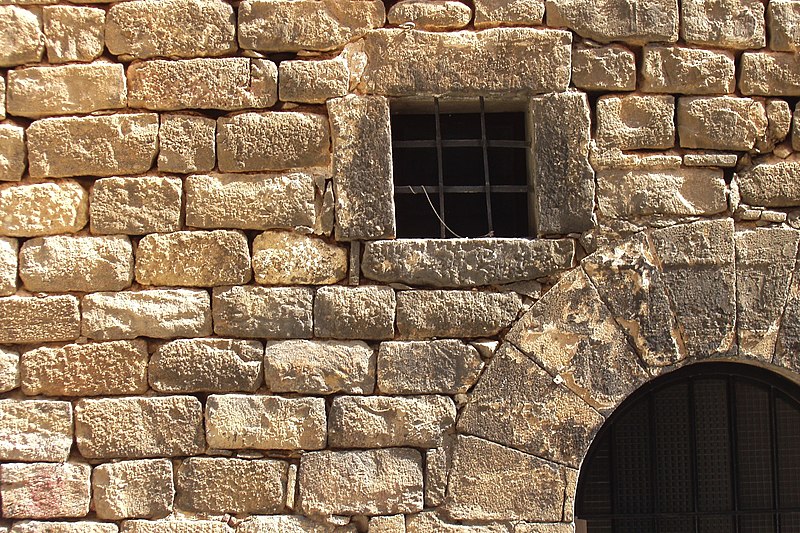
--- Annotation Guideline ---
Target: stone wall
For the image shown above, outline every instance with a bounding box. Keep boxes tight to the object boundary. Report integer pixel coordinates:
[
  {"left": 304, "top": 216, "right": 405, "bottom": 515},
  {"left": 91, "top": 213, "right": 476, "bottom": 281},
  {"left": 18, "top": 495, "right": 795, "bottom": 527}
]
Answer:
[{"left": 0, "top": 0, "right": 799, "bottom": 531}]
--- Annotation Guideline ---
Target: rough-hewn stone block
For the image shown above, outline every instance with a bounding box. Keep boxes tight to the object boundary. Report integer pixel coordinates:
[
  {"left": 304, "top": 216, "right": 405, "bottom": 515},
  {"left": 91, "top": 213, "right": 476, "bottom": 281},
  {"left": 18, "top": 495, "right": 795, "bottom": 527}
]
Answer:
[
  {"left": 0, "top": 6, "right": 44, "bottom": 67},
  {"left": 90, "top": 176, "right": 182, "bottom": 235},
  {"left": 769, "top": 0, "right": 800, "bottom": 51},
  {"left": 0, "top": 75, "right": 5, "bottom": 120},
  {"left": 794, "top": 104, "right": 800, "bottom": 151},
  {"left": 0, "top": 347, "right": 20, "bottom": 392},
  {"left": 213, "top": 285, "right": 314, "bottom": 338},
  {"left": 157, "top": 115, "right": 215, "bottom": 174},
  {"left": 10, "top": 522, "right": 118, "bottom": 533},
  {"left": 0, "top": 399, "right": 72, "bottom": 461},
  {"left": 406, "top": 512, "right": 507, "bottom": 532},
  {"left": 253, "top": 231, "right": 347, "bottom": 285},
  {"left": 740, "top": 52, "right": 800, "bottom": 96},
  {"left": 387, "top": 0, "right": 471, "bottom": 30},
  {"left": 642, "top": 45, "right": 736, "bottom": 94},
  {"left": 93, "top": 459, "right": 174, "bottom": 520},
  {"left": 736, "top": 160, "right": 800, "bottom": 207},
  {"left": 0, "top": 124, "right": 26, "bottom": 182},
  {"left": 237, "top": 516, "right": 345, "bottom": 533},
  {"left": 377, "top": 340, "right": 483, "bottom": 394},
  {"left": 2, "top": 180, "right": 89, "bottom": 238},
  {"left": 546, "top": 0, "right": 678, "bottom": 44},
  {"left": 43, "top": 5, "right": 104, "bottom": 63},
  {"left": 279, "top": 59, "right": 349, "bottom": 104},
  {"left": 314, "top": 286, "right": 396, "bottom": 339},
  {"left": 681, "top": 0, "right": 765, "bottom": 49},
  {"left": 678, "top": 96, "right": 767, "bottom": 150},
  {"left": 1, "top": 462, "right": 91, "bottom": 518},
  {"left": 368, "top": 515, "right": 405, "bottom": 532},
  {"left": 474, "top": 0, "right": 544, "bottom": 28},
  {"left": 120, "top": 521, "right": 231, "bottom": 533},
  {"left": 571, "top": 44, "right": 636, "bottom": 91},
  {"left": 0, "top": 237, "right": 17, "bottom": 296},
  {"left": 595, "top": 94, "right": 675, "bottom": 150},
  {"left": 0, "top": 295, "right": 80, "bottom": 344}
]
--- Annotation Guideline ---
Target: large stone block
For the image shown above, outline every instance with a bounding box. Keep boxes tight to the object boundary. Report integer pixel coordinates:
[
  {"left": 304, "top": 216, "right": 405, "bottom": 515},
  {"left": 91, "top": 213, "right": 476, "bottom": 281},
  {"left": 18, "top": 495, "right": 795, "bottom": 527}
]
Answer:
[
  {"left": 90, "top": 176, "right": 182, "bottom": 235},
  {"left": 642, "top": 45, "right": 736, "bottom": 94},
  {"left": 474, "top": 0, "right": 544, "bottom": 28},
  {"left": 0, "top": 399, "right": 72, "bottom": 462},
  {"left": 740, "top": 52, "right": 800, "bottom": 96},
  {"left": 0, "top": 180, "right": 87, "bottom": 237},
  {"left": 279, "top": 59, "right": 349, "bottom": 104},
  {"left": 253, "top": 231, "right": 347, "bottom": 285},
  {"left": 0, "top": 6, "right": 44, "bottom": 67},
  {"left": 0, "top": 295, "right": 80, "bottom": 344},
  {"left": 27, "top": 114, "right": 159, "bottom": 178},
  {"left": 737, "top": 160, "right": 800, "bottom": 207},
  {"left": 0, "top": 237, "right": 17, "bottom": 296},
  {"left": 10, "top": 522, "right": 118, "bottom": 533},
  {"left": 314, "top": 286, "right": 396, "bottom": 339},
  {"left": 769, "top": 0, "right": 800, "bottom": 51},
  {"left": 681, "top": 0, "right": 765, "bottom": 49},
  {"left": 377, "top": 340, "right": 483, "bottom": 394},
  {"left": 213, "top": 285, "right": 314, "bottom": 338},
  {"left": 1, "top": 462, "right": 90, "bottom": 518},
  {"left": 120, "top": 521, "right": 231, "bottom": 533},
  {"left": 157, "top": 115, "right": 215, "bottom": 173},
  {"left": 92, "top": 459, "right": 174, "bottom": 520},
  {"left": 571, "top": 44, "right": 636, "bottom": 91},
  {"left": 546, "top": 0, "right": 678, "bottom": 44},
  {"left": 678, "top": 96, "right": 767, "bottom": 150},
  {"left": 0, "top": 124, "right": 26, "bottom": 182},
  {"left": 43, "top": 5, "right": 105, "bottom": 63},
  {"left": 0, "top": 347, "right": 20, "bottom": 392},
  {"left": 595, "top": 94, "right": 675, "bottom": 150}
]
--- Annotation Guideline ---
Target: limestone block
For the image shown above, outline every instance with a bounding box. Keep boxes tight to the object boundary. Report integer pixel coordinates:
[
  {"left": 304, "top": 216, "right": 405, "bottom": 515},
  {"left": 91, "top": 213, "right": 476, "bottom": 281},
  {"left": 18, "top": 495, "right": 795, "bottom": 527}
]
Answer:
[
  {"left": 90, "top": 176, "right": 182, "bottom": 235},
  {"left": 1, "top": 462, "right": 90, "bottom": 518},
  {"left": 682, "top": 0, "right": 765, "bottom": 49},
  {"left": 185, "top": 173, "right": 317, "bottom": 231},
  {"left": 424, "top": 443, "right": 449, "bottom": 507},
  {"left": 135, "top": 230, "right": 251, "bottom": 287},
  {"left": 0, "top": 237, "right": 17, "bottom": 296},
  {"left": 388, "top": 1, "right": 471, "bottom": 30},
  {"left": 253, "top": 231, "right": 347, "bottom": 285},
  {"left": 769, "top": 0, "right": 800, "bottom": 51},
  {"left": 684, "top": 153, "right": 739, "bottom": 167},
  {"left": 19, "top": 234, "right": 133, "bottom": 292},
  {"left": 81, "top": 289, "right": 212, "bottom": 340},
  {"left": 299, "top": 449, "right": 423, "bottom": 516},
  {"left": 0, "top": 347, "right": 20, "bottom": 392},
  {"left": 0, "top": 295, "right": 80, "bottom": 344},
  {"left": 0, "top": 180, "right": 87, "bottom": 237},
  {"left": 92, "top": 459, "right": 174, "bottom": 520},
  {"left": 474, "top": 0, "right": 544, "bottom": 28},
  {"left": 27, "top": 114, "right": 159, "bottom": 178},
  {"left": 406, "top": 512, "right": 508, "bottom": 532},
  {"left": 740, "top": 52, "right": 800, "bottom": 96},
  {"left": 595, "top": 94, "right": 675, "bottom": 150},
  {"left": 546, "top": 0, "right": 677, "bottom": 44},
  {"left": 106, "top": 0, "right": 235, "bottom": 60},
  {"left": 396, "top": 290, "right": 522, "bottom": 339},
  {"left": 514, "top": 525, "right": 573, "bottom": 533},
  {"left": 368, "top": 515, "right": 405, "bottom": 533},
  {"left": 678, "top": 96, "right": 767, "bottom": 150},
  {"left": 795, "top": 104, "right": 800, "bottom": 151},
  {"left": 121, "top": 521, "right": 231, "bottom": 533},
  {"left": 176, "top": 457, "right": 287, "bottom": 514},
  {"left": 377, "top": 340, "right": 483, "bottom": 394},
  {"left": 213, "top": 285, "right": 314, "bottom": 338},
  {"left": 239, "top": 0, "right": 384, "bottom": 52},
  {"left": 314, "top": 286, "right": 395, "bottom": 339},
  {"left": 737, "top": 160, "right": 800, "bottom": 207},
  {"left": 7, "top": 63, "right": 126, "bottom": 118},
  {"left": 361, "top": 28, "right": 571, "bottom": 96},
  {"left": 0, "top": 6, "right": 44, "bottom": 67},
  {"left": 0, "top": 124, "right": 26, "bottom": 182},
  {"left": 571, "top": 44, "right": 636, "bottom": 91},
  {"left": 279, "top": 59, "right": 349, "bottom": 104},
  {"left": 205, "top": 394, "right": 326, "bottom": 450},
  {"left": 11, "top": 522, "right": 118, "bottom": 533},
  {"left": 217, "top": 112, "right": 330, "bottom": 172},
  {"left": 75, "top": 396, "right": 205, "bottom": 459},
  {"left": 21, "top": 340, "right": 148, "bottom": 396},
  {"left": 236, "top": 516, "right": 343, "bottom": 533},
  {"left": 128, "top": 58, "right": 277, "bottom": 111},
  {"left": 1, "top": 75, "right": 5, "bottom": 119},
  {"left": 264, "top": 339, "right": 375, "bottom": 394},
  {"left": 150, "top": 338, "right": 262, "bottom": 393},
  {"left": 43, "top": 5, "right": 104, "bottom": 63},
  {"left": 761, "top": 99, "right": 793, "bottom": 150},
  {"left": 0, "top": 399, "right": 72, "bottom": 461},
  {"left": 157, "top": 115, "right": 215, "bottom": 173},
  {"left": 642, "top": 45, "right": 736, "bottom": 94}
]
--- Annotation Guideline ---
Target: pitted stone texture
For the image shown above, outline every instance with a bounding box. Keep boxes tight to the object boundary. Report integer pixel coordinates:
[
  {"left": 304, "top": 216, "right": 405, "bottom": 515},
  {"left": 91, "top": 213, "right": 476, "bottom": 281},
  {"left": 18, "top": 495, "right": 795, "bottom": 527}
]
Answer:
[
  {"left": 75, "top": 396, "right": 205, "bottom": 459},
  {"left": 595, "top": 94, "right": 675, "bottom": 150},
  {"left": 81, "top": 289, "right": 212, "bottom": 341},
  {"left": 239, "top": 0, "right": 384, "bottom": 52},
  {"left": 27, "top": 114, "right": 159, "bottom": 178},
  {"left": 7, "top": 63, "right": 126, "bottom": 118},
  {"left": 253, "top": 231, "right": 347, "bottom": 285},
  {"left": 158, "top": 115, "right": 215, "bottom": 173},
  {"left": 0, "top": 6, "right": 44, "bottom": 67},
  {"left": 737, "top": 160, "right": 800, "bottom": 207},
  {"left": 279, "top": 59, "right": 349, "bottom": 104},
  {"left": 0, "top": 237, "right": 17, "bottom": 296},
  {"left": 20, "top": 235, "right": 133, "bottom": 293},
  {"left": 571, "top": 44, "right": 636, "bottom": 91},
  {"left": 368, "top": 515, "right": 405, "bottom": 532},
  {"left": 684, "top": 153, "right": 739, "bottom": 167},
  {"left": 176, "top": 457, "right": 287, "bottom": 514},
  {"left": 217, "top": 112, "right": 330, "bottom": 173},
  {"left": 445, "top": 436, "right": 565, "bottom": 522},
  {"left": 406, "top": 512, "right": 508, "bottom": 532},
  {"left": 21, "top": 340, "right": 147, "bottom": 396},
  {"left": 377, "top": 340, "right": 483, "bottom": 394},
  {"left": 136, "top": 230, "right": 251, "bottom": 287},
  {"left": 361, "top": 28, "right": 571, "bottom": 96},
  {"left": 150, "top": 338, "right": 262, "bottom": 393},
  {"left": 0, "top": 75, "right": 4, "bottom": 119},
  {"left": 740, "top": 52, "right": 800, "bottom": 96},
  {"left": 513, "top": 524, "right": 572, "bottom": 533},
  {"left": 795, "top": 104, "right": 800, "bottom": 151},
  {"left": 91, "top": 176, "right": 182, "bottom": 235},
  {"left": 11, "top": 522, "right": 118, "bottom": 533},
  {"left": 769, "top": 1, "right": 800, "bottom": 51},
  {"left": 121, "top": 521, "right": 232, "bottom": 533},
  {"left": 597, "top": 168, "right": 727, "bottom": 218},
  {"left": 0, "top": 347, "right": 20, "bottom": 392},
  {"left": 642, "top": 45, "right": 736, "bottom": 94},
  {"left": 93, "top": 459, "right": 174, "bottom": 520},
  {"left": 264, "top": 339, "right": 375, "bottom": 394},
  {"left": 0, "top": 399, "right": 72, "bottom": 461},
  {"left": 128, "top": 58, "right": 277, "bottom": 111},
  {"left": 0, "top": 295, "right": 80, "bottom": 344},
  {"left": 237, "top": 516, "right": 346, "bottom": 533},
  {"left": 1, "top": 462, "right": 90, "bottom": 518},
  {"left": 205, "top": 394, "right": 326, "bottom": 450},
  {"left": 396, "top": 290, "right": 522, "bottom": 339},
  {"left": 0, "top": 124, "right": 26, "bottom": 182},
  {"left": 424, "top": 444, "right": 450, "bottom": 508},
  {"left": 106, "top": 0, "right": 235, "bottom": 60},
  {"left": 681, "top": 0, "right": 765, "bottom": 49},
  {"left": 299, "top": 448, "right": 423, "bottom": 516},
  {"left": 388, "top": 0, "right": 471, "bottom": 30},
  {"left": 314, "top": 286, "right": 395, "bottom": 340},
  {"left": 43, "top": 6, "right": 104, "bottom": 63},
  {"left": 546, "top": 0, "right": 678, "bottom": 44},
  {"left": 678, "top": 96, "right": 767, "bottom": 150},
  {"left": 458, "top": 344, "right": 603, "bottom": 467},
  {"left": 761, "top": 99, "right": 793, "bottom": 151},
  {"left": 474, "top": 0, "right": 544, "bottom": 28},
  {"left": 213, "top": 285, "right": 314, "bottom": 339}
]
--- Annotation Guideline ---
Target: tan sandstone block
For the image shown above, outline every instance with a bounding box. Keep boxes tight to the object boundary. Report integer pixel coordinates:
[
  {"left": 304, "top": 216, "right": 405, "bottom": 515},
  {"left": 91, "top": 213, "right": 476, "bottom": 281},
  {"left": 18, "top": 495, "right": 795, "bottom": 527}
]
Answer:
[
  {"left": 0, "top": 180, "right": 87, "bottom": 237},
  {"left": 769, "top": 0, "right": 800, "bottom": 51},
  {"left": 678, "top": 96, "right": 767, "bottom": 150},
  {"left": 0, "top": 347, "right": 20, "bottom": 392},
  {"left": 368, "top": 515, "right": 405, "bottom": 533},
  {"left": 237, "top": 516, "right": 349, "bottom": 533},
  {"left": 406, "top": 512, "right": 507, "bottom": 532},
  {"left": 279, "top": 59, "right": 349, "bottom": 104},
  {"left": 0, "top": 6, "right": 44, "bottom": 67},
  {"left": 595, "top": 94, "right": 675, "bottom": 150},
  {"left": 120, "top": 521, "right": 230, "bottom": 533},
  {"left": 388, "top": 0, "right": 471, "bottom": 30},
  {"left": 213, "top": 285, "right": 313, "bottom": 338},
  {"left": 474, "top": 0, "right": 544, "bottom": 28},
  {"left": 0, "top": 399, "right": 72, "bottom": 461},
  {"left": 10, "top": 521, "right": 118, "bottom": 533},
  {"left": 253, "top": 231, "right": 347, "bottom": 285},
  {"left": 377, "top": 340, "right": 483, "bottom": 394},
  {"left": 795, "top": 104, "right": 800, "bottom": 151},
  {"left": 0, "top": 237, "right": 17, "bottom": 296},
  {"left": 740, "top": 52, "right": 800, "bottom": 96},
  {"left": 1, "top": 462, "right": 90, "bottom": 518},
  {"left": 0, "top": 295, "right": 80, "bottom": 344},
  {"left": 736, "top": 160, "right": 800, "bottom": 207},
  {"left": 572, "top": 44, "right": 636, "bottom": 91},
  {"left": 157, "top": 115, "right": 215, "bottom": 173},
  {"left": 642, "top": 45, "right": 736, "bottom": 94},
  {"left": 43, "top": 5, "right": 104, "bottom": 63},
  {"left": 546, "top": 0, "right": 678, "bottom": 44},
  {"left": 682, "top": 0, "right": 765, "bottom": 49},
  {"left": 91, "top": 176, "right": 182, "bottom": 235},
  {"left": 314, "top": 286, "right": 396, "bottom": 340},
  {"left": 1, "top": 75, "right": 5, "bottom": 119},
  {"left": 0, "top": 124, "right": 26, "bottom": 182},
  {"left": 93, "top": 459, "right": 174, "bottom": 520}
]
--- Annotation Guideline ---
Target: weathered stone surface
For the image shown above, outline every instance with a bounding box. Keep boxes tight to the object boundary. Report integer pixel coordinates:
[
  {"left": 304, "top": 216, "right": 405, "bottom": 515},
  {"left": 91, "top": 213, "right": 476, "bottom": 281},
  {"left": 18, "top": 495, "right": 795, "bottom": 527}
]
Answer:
[
  {"left": 0, "top": 237, "right": 17, "bottom": 296},
  {"left": 424, "top": 441, "right": 449, "bottom": 506},
  {"left": 1, "top": 462, "right": 90, "bottom": 518},
  {"left": 0, "top": 124, "right": 26, "bottom": 182},
  {"left": 678, "top": 96, "right": 767, "bottom": 150},
  {"left": 761, "top": 98, "right": 793, "bottom": 151},
  {"left": 253, "top": 231, "right": 347, "bottom": 285},
  {"left": 388, "top": 0, "right": 471, "bottom": 30},
  {"left": 361, "top": 28, "right": 571, "bottom": 96},
  {"left": 1, "top": 75, "right": 5, "bottom": 119},
  {"left": 7, "top": 63, "right": 126, "bottom": 118},
  {"left": 0, "top": 347, "right": 19, "bottom": 392},
  {"left": 91, "top": 176, "right": 182, "bottom": 235},
  {"left": 546, "top": 0, "right": 678, "bottom": 44},
  {"left": 795, "top": 104, "right": 800, "bottom": 151},
  {"left": 106, "top": 0, "right": 235, "bottom": 60},
  {"left": 736, "top": 160, "right": 800, "bottom": 207},
  {"left": 377, "top": 340, "right": 483, "bottom": 394},
  {"left": 396, "top": 290, "right": 522, "bottom": 339},
  {"left": 314, "top": 286, "right": 395, "bottom": 339},
  {"left": 595, "top": 94, "right": 675, "bottom": 150},
  {"left": 590, "top": 146, "right": 683, "bottom": 171},
  {"left": 299, "top": 448, "right": 423, "bottom": 516},
  {"left": 21, "top": 340, "right": 148, "bottom": 396},
  {"left": 1, "top": 180, "right": 88, "bottom": 237},
  {"left": 27, "top": 114, "right": 159, "bottom": 178},
  {"left": 740, "top": 52, "right": 800, "bottom": 96},
  {"left": 205, "top": 394, "right": 326, "bottom": 450},
  {"left": 213, "top": 286, "right": 313, "bottom": 339},
  {"left": 93, "top": 459, "right": 174, "bottom": 520},
  {"left": 11, "top": 522, "right": 118, "bottom": 533},
  {"left": 445, "top": 435, "right": 565, "bottom": 522},
  {"left": 176, "top": 457, "right": 287, "bottom": 514},
  {"left": 279, "top": 59, "right": 349, "bottom": 104},
  {"left": 237, "top": 516, "right": 343, "bottom": 533},
  {"left": 0, "top": 295, "right": 80, "bottom": 344},
  {"left": 82, "top": 289, "right": 212, "bottom": 340},
  {"left": 597, "top": 168, "right": 727, "bottom": 218},
  {"left": 157, "top": 115, "right": 215, "bottom": 173},
  {"left": 264, "top": 339, "right": 375, "bottom": 394},
  {"left": 43, "top": 5, "right": 104, "bottom": 63},
  {"left": 514, "top": 524, "right": 572, "bottom": 533},
  {"left": 75, "top": 396, "right": 205, "bottom": 459},
  {"left": 0, "top": 6, "right": 44, "bottom": 67},
  {"left": 136, "top": 230, "right": 251, "bottom": 287},
  {"left": 681, "top": 0, "right": 765, "bottom": 49},
  {"left": 368, "top": 515, "right": 405, "bottom": 533},
  {"left": 769, "top": 0, "right": 800, "bottom": 51},
  {"left": 0, "top": 399, "right": 72, "bottom": 461},
  {"left": 684, "top": 153, "right": 739, "bottom": 167},
  {"left": 642, "top": 45, "right": 736, "bottom": 94},
  {"left": 571, "top": 44, "right": 636, "bottom": 91},
  {"left": 121, "top": 521, "right": 231, "bottom": 533},
  {"left": 406, "top": 512, "right": 508, "bottom": 532},
  {"left": 474, "top": 0, "right": 544, "bottom": 28}
]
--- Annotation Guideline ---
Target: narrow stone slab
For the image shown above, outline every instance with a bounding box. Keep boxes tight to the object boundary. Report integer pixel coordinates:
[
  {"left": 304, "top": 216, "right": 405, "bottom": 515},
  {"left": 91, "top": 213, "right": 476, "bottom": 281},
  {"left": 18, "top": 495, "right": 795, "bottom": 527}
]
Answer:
[
  {"left": 92, "top": 459, "right": 174, "bottom": 520},
  {"left": 279, "top": 59, "right": 349, "bottom": 104},
  {"left": 681, "top": 0, "right": 764, "bottom": 49},
  {"left": 121, "top": 521, "right": 231, "bottom": 533},
  {"left": 377, "top": 340, "right": 484, "bottom": 394},
  {"left": 253, "top": 231, "right": 347, "bottom": 285},
  {"left": 641, "top": 45, "right": 735, "bottom": 95},
  {"left": 678, "top": 96, "right": 767, "bottom": 150},
  {"left": 213, "top": 285, "right": 314, "bottom": 339},
  {"left": 1, "top": 462, "right": 90, "bottom": 518},
  {"left": 737, "top": 160, "right": 800, "bottom": 207},
  {"left": 236, "top": 516, "right": 342, "bottom": 533},
  {"left": 314, "top": 286, "right": 396, "bottom": 339},
  {"left": 0, "top": 347, "right": 20, "bottom": 392},
  {"left": 11, "top": 522, "right": 118, "bottom": 533},
  {"left": 406, "top": 511, "right": 509, "bottom": 532},
  {"left": 0, "top": 237, "right": 17, "bottom": 296},
  {"left": 0, "top": 124, "right": 26, "bottom": 182},
  {"left": 546, "top": 0, "right": 678, "bottom": 44},
  {"left": 0, "top": 295, "right": 80, "bottom": 344},
  {"left": 43, "top": 5, "right": 105, "bottom": 63},
  {"left": 0, "top": 399, "right": 72, "bottom": 462},
  {"left": 571, "top": 44, "right": 636, "bottom": 92},
  {"left": 0, "top": 180, "right": 88, "bottom": 237},
  {"left": 90, "top": 176, "right": 182, "bottom": 235},
  {"left": 157, "top": 115, "right": 215, "bottom": 173},
  {"left": 740, "top": 52, "right": 800, "bottom": 96},
  {"left": 0, "top": 6, "right": 44, "bottom": 67}
]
